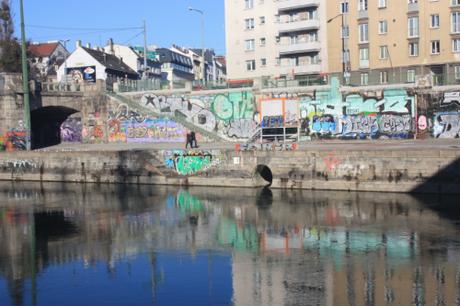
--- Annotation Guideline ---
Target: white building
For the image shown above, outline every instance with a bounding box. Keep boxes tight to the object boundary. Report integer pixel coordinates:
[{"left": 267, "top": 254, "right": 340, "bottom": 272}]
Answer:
[
  {"left": 225, "top": 0, "right": 328, "bottom": 82},
  {"left": 57, "top": 42, "right": 138, "bottom": 84}
]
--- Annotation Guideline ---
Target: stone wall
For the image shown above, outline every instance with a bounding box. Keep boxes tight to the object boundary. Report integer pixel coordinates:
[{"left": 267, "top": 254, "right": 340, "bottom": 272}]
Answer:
[{"left": 0, "top": 147, "right": 459, "bottom": 194}]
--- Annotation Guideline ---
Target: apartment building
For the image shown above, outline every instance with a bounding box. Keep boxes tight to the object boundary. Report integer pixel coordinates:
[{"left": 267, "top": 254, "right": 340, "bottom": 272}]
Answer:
[
  {"left": 327, "top": 0, "right": 460, "bottom": 86},
  {"left": 225, "top": 0, "right": 328, "bottom": 82}
]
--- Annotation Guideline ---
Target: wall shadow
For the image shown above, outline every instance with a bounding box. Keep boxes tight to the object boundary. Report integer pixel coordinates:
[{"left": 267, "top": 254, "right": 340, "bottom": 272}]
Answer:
[{"left": 410, "top": 157, "right": 460, "bottom": 195}]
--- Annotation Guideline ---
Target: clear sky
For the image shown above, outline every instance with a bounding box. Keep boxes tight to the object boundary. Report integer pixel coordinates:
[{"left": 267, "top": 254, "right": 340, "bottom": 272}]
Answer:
[{"left": 11, "top": 0, "right": 226, "bottom": 55}]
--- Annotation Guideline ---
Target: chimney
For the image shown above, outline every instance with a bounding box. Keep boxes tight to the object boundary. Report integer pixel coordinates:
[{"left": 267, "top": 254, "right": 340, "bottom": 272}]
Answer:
[
  {"left": 76, "top": 40, "right": 82, "bottom": 48},
  {"left": 86, "top": 42, "right": 91, "bottom": 49},
  {"left": 108, "top": 38, "right": 114, "bottom": 54}
]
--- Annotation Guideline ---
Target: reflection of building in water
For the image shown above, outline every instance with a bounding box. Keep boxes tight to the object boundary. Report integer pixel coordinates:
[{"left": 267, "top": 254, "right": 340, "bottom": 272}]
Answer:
[{"left": 1, "top": 184, "right": 460, "bottom": 305}]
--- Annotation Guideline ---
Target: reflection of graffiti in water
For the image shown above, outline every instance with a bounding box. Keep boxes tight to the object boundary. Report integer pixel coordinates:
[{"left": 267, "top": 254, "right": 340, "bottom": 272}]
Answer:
[
  {"left": 176, "top": 190, "right": 204, "bottom": 214},
  {"left": 163, "top": 150, "right": 223, "bottom": 175},
  {"left": 217, "top": 217, "right": 259, "bottom": 251}
]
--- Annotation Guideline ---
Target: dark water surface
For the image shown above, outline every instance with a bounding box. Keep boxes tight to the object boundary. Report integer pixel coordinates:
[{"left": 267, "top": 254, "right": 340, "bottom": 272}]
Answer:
[{"left": 1, "top": 182, "right": 460, "bottom": 306}]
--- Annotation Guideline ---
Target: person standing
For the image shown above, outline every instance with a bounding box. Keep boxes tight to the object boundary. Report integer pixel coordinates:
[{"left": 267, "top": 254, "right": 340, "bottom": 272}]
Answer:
[
  {"left": 185, "top": 131, "right": 193, "bottom": 149},
  {"left": 191, "top": 131, "right": 198, "bottom": 148}
]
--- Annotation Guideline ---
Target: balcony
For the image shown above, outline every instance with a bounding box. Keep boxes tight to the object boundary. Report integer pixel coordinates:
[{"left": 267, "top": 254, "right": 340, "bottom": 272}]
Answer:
[
  {"left": 279, "top": 41, "right": 321, "bottom": 55},
  {"left": 279, "top": 64, "right": 322, "bottom": 75},
  {"left": 278, "top": 19, "right": 320, "bottom": 33},
  {"left": 277, "top": 0, "right": 320, "bottom": 12},
  {"left": 408, "top": 2, "right": 418, "bottom": 13},
  {"left": 358, "top": 10, "right": 368, "bottom": 19}
]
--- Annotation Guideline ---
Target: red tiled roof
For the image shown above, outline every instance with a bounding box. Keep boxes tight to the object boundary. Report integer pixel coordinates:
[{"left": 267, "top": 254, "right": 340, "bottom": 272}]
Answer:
[{"left": 28, "top": 42, "right": 59, "bottom": 57}]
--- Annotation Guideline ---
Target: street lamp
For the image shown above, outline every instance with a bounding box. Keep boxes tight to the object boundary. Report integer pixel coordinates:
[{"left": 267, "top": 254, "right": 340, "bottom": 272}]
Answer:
[
  {"left": 188, "top": 6, "right": 205, "bottom": 87},
  {"left": 327, "top": 13, "right": 349, "bottom": 84},
  {"left": 59, "top": 39, "right": 70, "bottom": 85},
  {"left": 20, "top": 0, "right": 31, "bottom": 150}
]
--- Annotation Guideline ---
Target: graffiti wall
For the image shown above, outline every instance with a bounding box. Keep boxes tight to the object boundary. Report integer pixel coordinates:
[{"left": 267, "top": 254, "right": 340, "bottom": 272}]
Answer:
[
  {"left": 140, "top": 91, "right": 259, "bottom": 140},
  {"left": 0, "top": 121, "right": 26, "bottom": 151},
  {"left": 296, "top": 78, "right": 416, "bottom": 139},
  {"left": 163, "top": 150, "right": 224, "bottom": 176},
  {"left": 60, "top": 118, "right": 82, "bottom": 143}
]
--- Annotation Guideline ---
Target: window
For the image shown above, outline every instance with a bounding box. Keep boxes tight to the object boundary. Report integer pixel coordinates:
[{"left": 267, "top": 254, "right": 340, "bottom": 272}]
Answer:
[
  {"left": 452, "top": 12, "right": 460, "bottom": 33},
  {"left": 359, "top": 47, "right": 369, "bottom": 68},
  {"left": 341, "top": 2, "right": 349, "bottom": 13},
  {"left": 360, "top": 73, "right": 369, "bottom": 85},
  {"left": 409, "top": 42, "right": 419, "bottom": 56},
  {"left": 245, "top": 18, "right": 255, "bottom": 30},
  {"left": 408, "top": 16, "right": 419, "bottom": 37},
  {"left": 431, "top": 40, "right": 440, "bottom": 54},
  {"left": 246, "top": 60, "right": 256, "bottom": 71},
  {"left": 245, "top": 0, "right": 254, "bottom": 9},
  {"left": 378, "top": 20, "right": 388, "bottom": 34},
  {"left": 260, "top": 16, "right": 265, "bottom": 24},
  {"left": 260, "top": 58, "right": 267, "bottom": 67},
  {"left": 260, "top": 37, "right": 266, "bottom": 46},
  {"left": 342, "top": 26, "right": 349, "bottom": 38},
  {"left": 408, "top": 0, "right": 417, "bottom": 3},
  {"left": 407, "top": 69, "right": 415, "bottom": 83},
  {"left": 455, "top": 66, "right": 460, "bottom": 79},
  {"left": 359, "top": 23, "right": 368, "bottom": 43},
  {"left": 275, "top": 36, "right": 280, "bottom": 44},
  {"left": 245, "top": 39, "right": 255, "bottom": 51},
  {"left": 453, "top": 39, "right": 460, "bottom": 52},
  {"left": 379, "top": 45, "right": 388, "bottom": 59},
  {"left": 431, "top": 14, "right": 440, "bottom": 28},
  {"left": 358, "top": 0, "right": 368, "bottom": 11},
  {"left": 378, "top": 0, "right": 386, "bottom": 8},
  {"left": 452, "top": 0, "right": 460, "bottom": 5},
  {"left": 379, "top": 71, "right": 388, "bottom": 84}
]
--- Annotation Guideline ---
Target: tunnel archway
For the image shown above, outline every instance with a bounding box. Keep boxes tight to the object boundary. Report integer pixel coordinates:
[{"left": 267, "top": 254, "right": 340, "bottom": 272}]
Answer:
[
  {"left": 31, "top": 106, "right": 79, "bottom": 149},
  {"left": 255, "top": 164, "right": 273, "bottom": 186}
]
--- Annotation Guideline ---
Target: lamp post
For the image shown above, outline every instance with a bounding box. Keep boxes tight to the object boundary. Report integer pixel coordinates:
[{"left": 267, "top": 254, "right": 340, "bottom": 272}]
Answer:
[
  {"left": 327, "top": 13, "right": 349, "bottom": 84},
  {"left": 59, "top": 39, "right": 70, "bottom": 85},
  {"left": 20, "top": 0, "right": 31, "bottom": 150},
  {"left": 188, "top": 6, "right": 205, "bottom": 87}
]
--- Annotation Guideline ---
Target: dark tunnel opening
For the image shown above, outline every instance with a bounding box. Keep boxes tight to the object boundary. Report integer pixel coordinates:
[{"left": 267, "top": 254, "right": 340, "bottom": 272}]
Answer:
[
  {"left": 255, "top": 164, "right": 273, "bottom": 186},
  {"left": 31, "top": 106, "right": 79, "bottom": 149}
]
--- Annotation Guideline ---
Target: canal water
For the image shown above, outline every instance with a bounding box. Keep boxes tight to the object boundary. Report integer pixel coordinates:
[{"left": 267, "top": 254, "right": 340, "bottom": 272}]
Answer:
[{"left": 1, "top": 182, "right": 460, "bottom": 306}]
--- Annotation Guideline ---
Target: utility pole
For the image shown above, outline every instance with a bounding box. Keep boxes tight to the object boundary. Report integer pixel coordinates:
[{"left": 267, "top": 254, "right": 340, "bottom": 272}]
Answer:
[
  {"left": 143, "top": 20, "right": 148, "bottom": 79},
  {"left": 188, "top": 7, "right": 205, "bottom": 87},
  {"left": 20, "top": 0, "right": 31, "bottom": 151}
]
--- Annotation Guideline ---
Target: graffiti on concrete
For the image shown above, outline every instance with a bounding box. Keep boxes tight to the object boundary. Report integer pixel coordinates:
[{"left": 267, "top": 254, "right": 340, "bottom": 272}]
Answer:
[
  {"left": 0, "top": 121, "right": 27, "bottom": 151},
  {"left": 236, "top": 142, "right": 298, "bottom": 151},
  {"left": 163, "top": 150, "right": 223, "bottom": 175},
  {"left": 433, "top": 112, "right": 460, "bottom": 138},
  {"left": 299, "top": 78, "right": 415, "bottom": 139},
  {"left": 141, "top": 92, "right": 258, "bottom": 139},
  {"left": 60, "top": 118, "right": 82, "bottom": 142},
  {"left": 441, "top": 92, "right": 460, "bottom": 106},
  {"left": 82, "top": 112, "right": 105, "bottom": 143},
  {"left": 124, "top": 119, "right": 185, "bottom": 143},
  {"left": 225, "top": 119, "right": 258, "bottom": 139}
]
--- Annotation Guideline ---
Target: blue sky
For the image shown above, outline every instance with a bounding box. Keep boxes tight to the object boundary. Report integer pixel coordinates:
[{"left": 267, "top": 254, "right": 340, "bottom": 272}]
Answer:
[{"left": 12, "top": 0, "right": 226, "bottom": 55}]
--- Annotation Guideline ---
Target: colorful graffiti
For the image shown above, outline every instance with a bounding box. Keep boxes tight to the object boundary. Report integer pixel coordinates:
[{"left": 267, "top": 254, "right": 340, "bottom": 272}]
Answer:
[
  {"left": 236, "top": 142, "right": 298, "bottom": 151},
  {"left": 124, "top": 119, "right": 185, "bottom": 143},
  {"left": 141, "top": 92, "right": 258, "bottom": 139},
  {"left": 0, "top": 121, "right": 26, "bottom": 151},
  {"left": 60, "top": 118, "right": 82, "bottom": 142},
  {"left": 163, "top": 150, "right": 223, "bottom": 175},
  {"left": 433, "top": 112, "right": 460, "bottom": 139},
  {"left": 82, "top": 112, "right": 105, "bottom": 143},
  {"left": 298, "top": 77, "right": 416, "bottom": 139}
]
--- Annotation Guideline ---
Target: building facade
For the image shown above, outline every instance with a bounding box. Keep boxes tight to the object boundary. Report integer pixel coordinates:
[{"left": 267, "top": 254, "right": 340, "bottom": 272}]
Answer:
[
  {"left": 326, "top": 0, "right": 460, "bottom": 86},
  {"left": 225, "top": 0, "right": 329, "bottom": 82},
  {"left": 28, "top": 42, "right": 70, "bottom": 82}
]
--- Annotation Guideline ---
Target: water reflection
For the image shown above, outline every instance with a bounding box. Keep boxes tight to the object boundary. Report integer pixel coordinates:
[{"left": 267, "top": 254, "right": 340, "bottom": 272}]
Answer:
[{"left": 1, "top": 182, "right": 460, "bottom": 305}]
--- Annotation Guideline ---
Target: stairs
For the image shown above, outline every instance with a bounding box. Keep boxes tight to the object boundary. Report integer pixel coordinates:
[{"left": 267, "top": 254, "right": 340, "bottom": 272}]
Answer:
[{"left": 107, "top": 92, "right": 225, "bottom": 142}]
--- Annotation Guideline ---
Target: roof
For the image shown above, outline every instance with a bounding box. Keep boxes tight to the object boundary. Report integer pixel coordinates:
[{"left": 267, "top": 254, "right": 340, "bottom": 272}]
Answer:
[
  {"left": 28, "top": 42, "right": 59, "bottom": 58},
  {"left": 190, "top": 49, "right": 215, "bottom": 63},
  {"left": 157, "top": 48, "right": 193, "bottom": 68},
  {"left": 81, "top": 47, "right": 138, "bottom": 76}
]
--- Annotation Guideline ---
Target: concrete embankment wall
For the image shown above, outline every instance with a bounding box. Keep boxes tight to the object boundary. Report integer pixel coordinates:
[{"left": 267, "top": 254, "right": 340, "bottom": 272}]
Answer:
[{"left": 0, "top": 148, "right": 459, "bottom": 194}]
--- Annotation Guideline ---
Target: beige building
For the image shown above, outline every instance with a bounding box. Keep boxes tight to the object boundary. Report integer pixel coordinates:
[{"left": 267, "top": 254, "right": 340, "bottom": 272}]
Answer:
[
  {"left": 225, "top": 0, "right": 329, "bottom": 82},
  {"left": 327, "top": 0, "right": 460, "bottom": 86}
]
